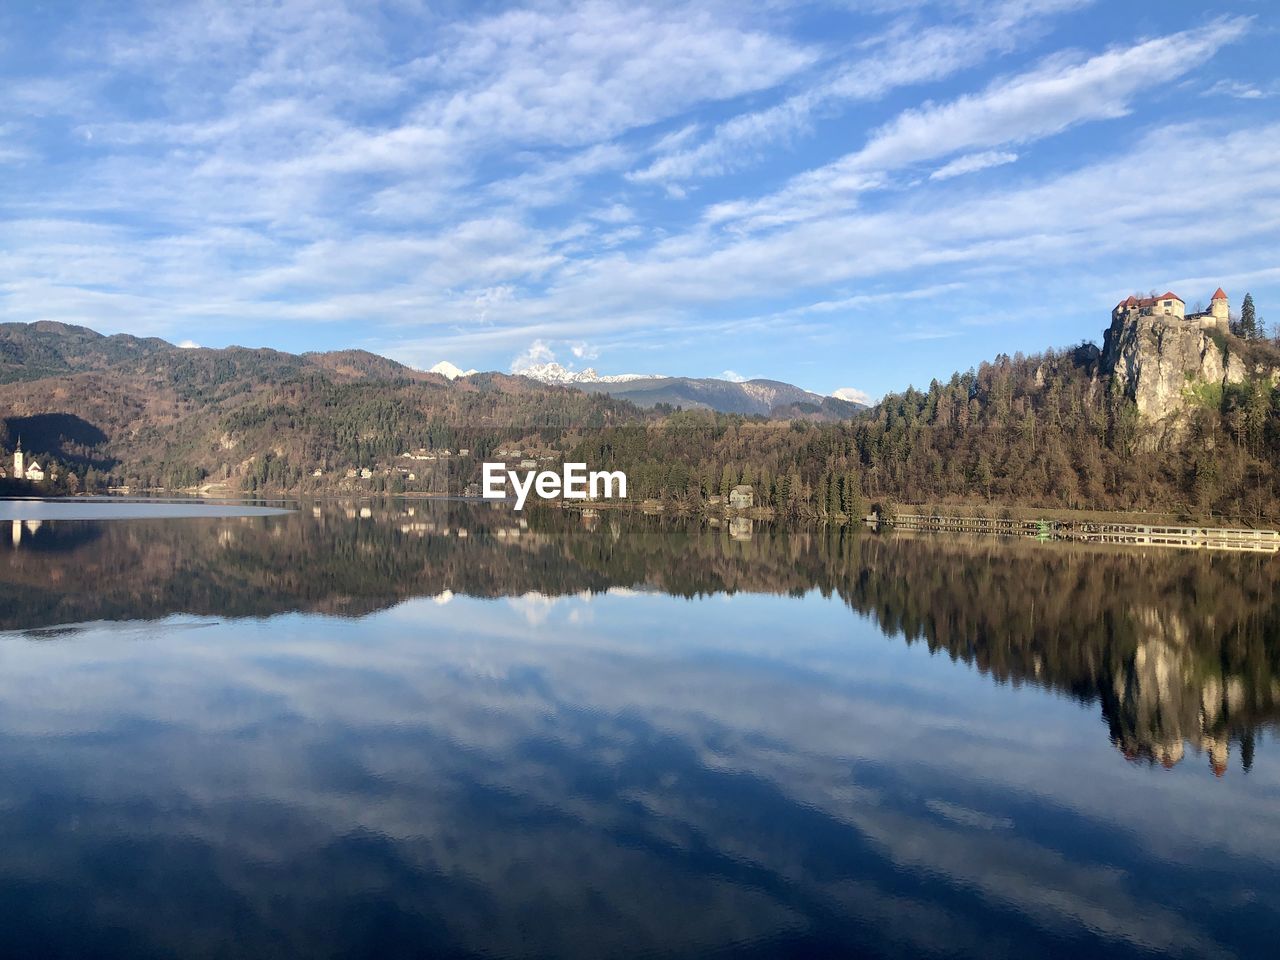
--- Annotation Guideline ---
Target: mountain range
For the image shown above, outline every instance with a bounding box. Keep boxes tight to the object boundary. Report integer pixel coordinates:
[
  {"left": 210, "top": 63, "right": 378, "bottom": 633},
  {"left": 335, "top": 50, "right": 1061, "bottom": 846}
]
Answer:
[
  {"left": 5, "top": 310, "right": 1279, "bottom": 520},
  {"left": 438, "top": 359, "right": 865, "bottom": 418},
  {"left": 0, "top": 321, "right": 861, "bottom": 494}
]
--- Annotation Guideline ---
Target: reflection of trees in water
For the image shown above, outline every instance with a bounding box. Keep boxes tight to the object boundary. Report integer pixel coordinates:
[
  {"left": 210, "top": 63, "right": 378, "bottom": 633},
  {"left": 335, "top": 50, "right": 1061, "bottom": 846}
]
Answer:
[
  {"left": 839, "top": 533, "right": 1280, "bottom": 777},
  {"left": 3, "top": 502, "right": 1278, "bottom": 773},
  {"left": 1101, "top": 606, "right": 1265, "bottom": 776}
]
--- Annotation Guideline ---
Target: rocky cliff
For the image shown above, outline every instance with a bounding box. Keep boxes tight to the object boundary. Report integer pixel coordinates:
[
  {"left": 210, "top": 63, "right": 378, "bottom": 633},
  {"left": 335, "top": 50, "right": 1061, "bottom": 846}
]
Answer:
[{"left": 1101, "top": 313, "right": 1276, "bottom": 447}]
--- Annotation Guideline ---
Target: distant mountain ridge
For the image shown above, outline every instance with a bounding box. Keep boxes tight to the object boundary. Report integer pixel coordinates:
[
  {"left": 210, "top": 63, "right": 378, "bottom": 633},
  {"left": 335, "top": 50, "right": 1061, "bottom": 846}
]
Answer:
[
  {"left": 571, "top": 374, "right": 864, "bottom": 418},
  {"left": 513, "top": 361, "right": 661, "bottom": 385},
  {"left": 431, "top": 358, "right": 867, "bottom": 418}
]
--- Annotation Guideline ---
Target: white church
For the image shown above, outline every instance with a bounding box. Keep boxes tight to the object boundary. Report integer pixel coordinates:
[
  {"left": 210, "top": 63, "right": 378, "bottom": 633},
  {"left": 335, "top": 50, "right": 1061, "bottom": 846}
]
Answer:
[{"left": 4, "top": 439, "right": 45, "bottom": 482}]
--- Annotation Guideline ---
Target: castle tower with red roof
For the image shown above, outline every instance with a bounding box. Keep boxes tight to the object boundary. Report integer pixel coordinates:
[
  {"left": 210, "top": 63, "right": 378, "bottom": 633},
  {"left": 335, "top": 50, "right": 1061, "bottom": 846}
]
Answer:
[{"left": 1210, "top": 287, "right": 1230, "bottom": 327}]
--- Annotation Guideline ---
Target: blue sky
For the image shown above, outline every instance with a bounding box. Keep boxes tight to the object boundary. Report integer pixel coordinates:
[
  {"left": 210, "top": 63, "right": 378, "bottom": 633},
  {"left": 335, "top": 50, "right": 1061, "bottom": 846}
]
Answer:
[{"left": 2, "top": 1, "right": 1278, "bottom": 402}]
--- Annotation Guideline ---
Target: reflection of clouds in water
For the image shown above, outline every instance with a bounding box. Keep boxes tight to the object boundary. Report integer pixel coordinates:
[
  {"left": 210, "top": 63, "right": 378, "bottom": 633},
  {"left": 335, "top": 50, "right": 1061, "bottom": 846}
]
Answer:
[
  {"left": 0, "top": 593, "right": 1277, "bottom": 957},
  {"left": 849, "top": 802, "right": 1229, "bottom": 959},
  {"left": 924, "top": 798, "right": 1013, "bottom": 831},
  {"left": 507, "top": 591, "right": 558, "bottom": 626}
]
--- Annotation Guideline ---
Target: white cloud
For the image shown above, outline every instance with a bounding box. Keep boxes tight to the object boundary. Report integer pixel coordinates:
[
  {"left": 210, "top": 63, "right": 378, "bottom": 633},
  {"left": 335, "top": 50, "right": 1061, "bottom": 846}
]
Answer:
[
  {"left": 415, "top": 2, "right": 817, "bottom": 148},
  {"left": 719, "top": 370, "right": 747, "bottom": 382},
  {"left": 486, "top": 143, "right": 633, "bottom": 211},
  {"left": 709, "top": 17, "right": 1249, "bottom": 232},
  {"left": 1203, "top": 79, "right": 1271, "bottom": 100},
  {"left": 177, "top": 339, "right": 202, "bottom": 349},
  {"left": 630, "top": 0, "right": 1092, "bottom": 187},
  {"left": 591, "top": 203, "right": 636, "bottom": 224},
  {"left": 1, "top": 0, "right": 1275, "bottom": 392},
  {"left": 832, "top": 387, "right": 872, "bottom": 404},
  {"left": 480, "top": 122, "right": 1280, "bottom": 347},
  {"left": 852, "top": 18, "right": 1247, "bottom": 172},
  {"left": 929, "top": 150, "right": 1019, "bottom": 181},
  {"left": 470, "top": 285, "right": 517, "bottom": 325},
  {"left": 510, "top": 340, "right": 557, "bottom": 374},
  {"left": 8, "top": 116, "right": 1279, "bottom": 363}
]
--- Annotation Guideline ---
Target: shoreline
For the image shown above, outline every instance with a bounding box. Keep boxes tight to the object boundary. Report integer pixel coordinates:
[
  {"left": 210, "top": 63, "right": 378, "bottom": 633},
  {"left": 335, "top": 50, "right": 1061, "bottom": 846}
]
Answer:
[{"left": 9, "top": 489, "right": 1280, "bottom": 537}]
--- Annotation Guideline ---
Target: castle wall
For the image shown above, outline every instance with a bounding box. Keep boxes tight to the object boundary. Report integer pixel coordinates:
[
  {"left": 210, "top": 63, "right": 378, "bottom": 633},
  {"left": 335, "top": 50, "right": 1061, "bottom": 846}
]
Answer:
[
  {"left": 1113, "top": 299, "right": 1185, "bottom": 324},
  {"left": 1194, "top": 314, "right": 1229, "bottom": 332}
]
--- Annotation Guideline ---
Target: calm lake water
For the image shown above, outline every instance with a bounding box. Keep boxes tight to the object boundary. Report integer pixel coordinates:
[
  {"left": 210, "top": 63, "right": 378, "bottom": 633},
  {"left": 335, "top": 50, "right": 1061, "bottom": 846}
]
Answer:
[{"left": 1, "top": 499, "right": 1277, "bottom": 959}]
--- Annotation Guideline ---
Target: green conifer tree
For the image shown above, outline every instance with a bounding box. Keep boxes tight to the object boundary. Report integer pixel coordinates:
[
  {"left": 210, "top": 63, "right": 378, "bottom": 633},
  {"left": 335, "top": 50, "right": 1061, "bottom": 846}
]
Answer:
[{"left": 1240, "top": 292, "right": 1257, "bottom": 340}]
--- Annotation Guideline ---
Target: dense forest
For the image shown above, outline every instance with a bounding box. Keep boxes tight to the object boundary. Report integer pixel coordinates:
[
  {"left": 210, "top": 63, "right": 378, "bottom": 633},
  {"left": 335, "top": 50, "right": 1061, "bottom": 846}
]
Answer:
[
  {"left": 4, "top": 311, "right": 1280, "bottom": 521},
  {"left": 577, "top": 335, "right": 1280, "bottom": 522}
]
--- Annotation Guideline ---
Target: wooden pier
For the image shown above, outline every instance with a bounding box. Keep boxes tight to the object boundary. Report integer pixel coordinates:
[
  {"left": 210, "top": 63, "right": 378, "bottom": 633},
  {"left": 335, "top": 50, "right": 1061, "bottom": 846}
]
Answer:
[{"left": 871, "top": 513, "right": 1280, "bottom": 553}]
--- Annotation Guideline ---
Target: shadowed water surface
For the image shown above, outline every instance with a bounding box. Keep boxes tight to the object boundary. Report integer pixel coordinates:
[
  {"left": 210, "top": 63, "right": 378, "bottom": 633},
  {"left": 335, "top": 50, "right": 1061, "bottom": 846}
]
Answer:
[{"left": 0, "top": 499, "right": 1277, "bottom": 958}]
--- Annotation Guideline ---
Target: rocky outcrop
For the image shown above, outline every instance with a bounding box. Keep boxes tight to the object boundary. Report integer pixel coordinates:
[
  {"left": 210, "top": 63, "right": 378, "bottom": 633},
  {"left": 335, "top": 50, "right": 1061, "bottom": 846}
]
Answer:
[{"left": 1101, "top": 313, "right": 1264, "bottom": 447}]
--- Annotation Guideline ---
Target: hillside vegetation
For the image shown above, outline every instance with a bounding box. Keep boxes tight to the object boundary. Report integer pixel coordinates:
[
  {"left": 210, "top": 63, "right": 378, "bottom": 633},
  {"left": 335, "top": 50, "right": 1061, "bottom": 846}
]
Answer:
[{"left": 3, "top": 320, "right": 1280, "bottom": 522}]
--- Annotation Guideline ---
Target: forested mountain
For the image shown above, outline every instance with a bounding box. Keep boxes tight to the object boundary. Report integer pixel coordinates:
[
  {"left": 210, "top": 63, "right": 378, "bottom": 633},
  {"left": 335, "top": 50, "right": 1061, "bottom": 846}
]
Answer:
[
  {"left": 0, "top": 322, "right": 647, "bottom": 492},
  {"left": 0, "top": 321, "right": 172, "bottom": 382},
  {"left": 573, "top": 334, "right": 1280, "bottom": 521},
  {"left": 3, "top": 309, "right": 1280, "bottom": 522}
]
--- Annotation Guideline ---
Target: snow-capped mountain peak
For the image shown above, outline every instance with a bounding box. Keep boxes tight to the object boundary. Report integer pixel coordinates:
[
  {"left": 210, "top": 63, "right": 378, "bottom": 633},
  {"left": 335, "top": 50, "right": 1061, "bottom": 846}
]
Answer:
[
  {"left": 517, "top": 361, "right": 663, "bottom": 384},
  {"left": 430, "top": 360, "right": 477, "bottom": 380}
]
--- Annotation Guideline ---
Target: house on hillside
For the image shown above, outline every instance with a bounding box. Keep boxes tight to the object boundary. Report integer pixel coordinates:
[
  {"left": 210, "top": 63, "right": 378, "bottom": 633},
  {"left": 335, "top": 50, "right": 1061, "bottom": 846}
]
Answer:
[{"left": 728, "top": 485, "right": 754, "bottom": 509}]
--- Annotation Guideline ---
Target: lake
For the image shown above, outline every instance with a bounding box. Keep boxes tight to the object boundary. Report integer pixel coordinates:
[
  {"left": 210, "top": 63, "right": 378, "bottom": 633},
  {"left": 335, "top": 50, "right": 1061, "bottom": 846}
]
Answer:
[{"left": 1, "top": 499, "right": 1277, "bottom": 959}]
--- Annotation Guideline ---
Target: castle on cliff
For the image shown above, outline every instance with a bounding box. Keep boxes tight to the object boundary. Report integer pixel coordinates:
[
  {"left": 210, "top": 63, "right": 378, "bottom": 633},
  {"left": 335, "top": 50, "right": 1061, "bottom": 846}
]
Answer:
[{"left": 1112, "top": 286, "right": 1230, "bottom": 331}]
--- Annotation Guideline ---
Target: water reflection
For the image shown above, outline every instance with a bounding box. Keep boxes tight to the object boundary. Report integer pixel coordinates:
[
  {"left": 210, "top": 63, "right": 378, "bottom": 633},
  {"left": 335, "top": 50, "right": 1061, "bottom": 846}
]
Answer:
[
  {"left": 4, "top": 499, "right": 1277, "bottom": 778},
  {"left": 0, "top": 500, "right": 1278, "bottom": 958}
]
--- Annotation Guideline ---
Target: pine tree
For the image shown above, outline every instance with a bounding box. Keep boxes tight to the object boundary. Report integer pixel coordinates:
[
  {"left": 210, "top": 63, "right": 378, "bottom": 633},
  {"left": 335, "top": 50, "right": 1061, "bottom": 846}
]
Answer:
[{"left": 1240, "top": 293, "right": 1257, "bottom": 340}]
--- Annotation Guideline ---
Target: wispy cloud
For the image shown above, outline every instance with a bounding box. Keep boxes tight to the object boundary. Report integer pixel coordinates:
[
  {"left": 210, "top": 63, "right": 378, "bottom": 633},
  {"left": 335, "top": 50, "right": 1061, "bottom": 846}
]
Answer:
[
  {"left": 850, "top": 18, "right": 1247, "bottom": 172},
  {"left": 0, "top": 1, "right": 1274, "bottom": 396},
  {"left": 929, "top": 150, "right": 1019, "bottom": 181},
  {"left": 706, "top": 17, "right": 1250, "bottom": 232},
  {"left": 629, "top": 0, "right": 1092, "bottom": 187},
  {"left": 1203, "top": 78, "right": 1275, "bottom": 100}
]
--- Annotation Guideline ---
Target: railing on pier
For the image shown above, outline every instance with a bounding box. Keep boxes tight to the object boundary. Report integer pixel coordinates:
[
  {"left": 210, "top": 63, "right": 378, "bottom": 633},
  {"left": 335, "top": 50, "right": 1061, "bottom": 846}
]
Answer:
[{"left": 869, "top": 513, "right": 1280, "bottom": 553}]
